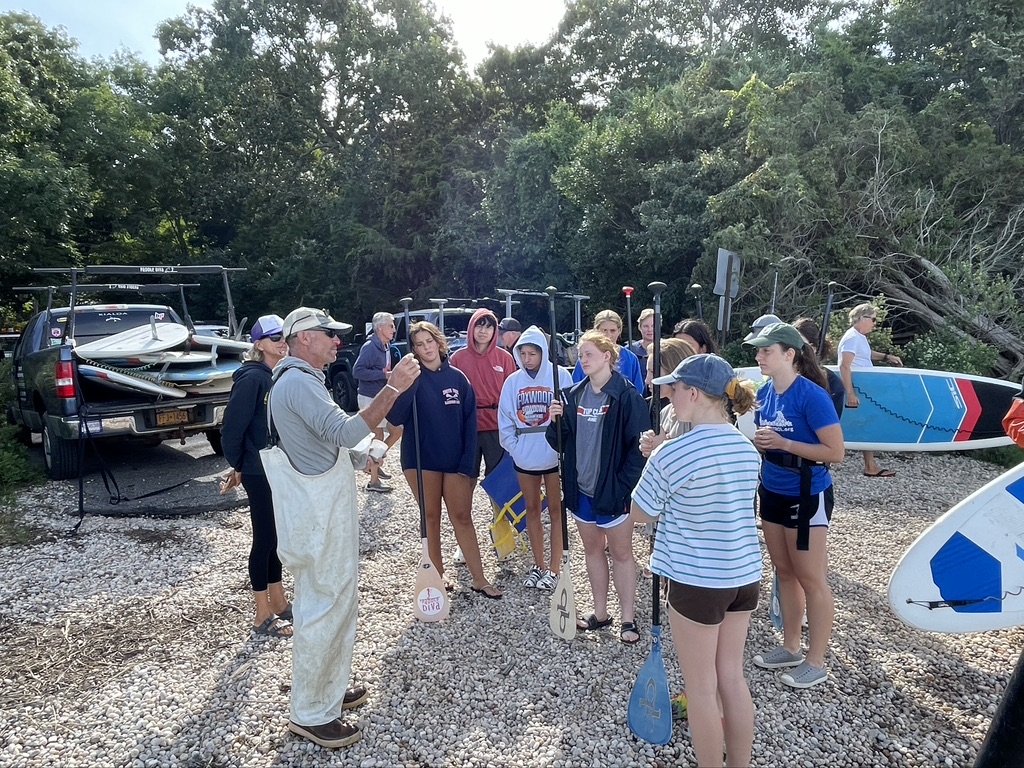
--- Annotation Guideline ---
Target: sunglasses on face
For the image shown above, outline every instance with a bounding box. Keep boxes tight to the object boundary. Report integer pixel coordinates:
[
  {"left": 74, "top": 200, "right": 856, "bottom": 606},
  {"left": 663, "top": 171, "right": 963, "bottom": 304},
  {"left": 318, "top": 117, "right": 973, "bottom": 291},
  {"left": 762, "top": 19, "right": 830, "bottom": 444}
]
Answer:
[
  {"left": 264, "top": 334, "right": 284, "bottom": 342},
  {"left": 312, "top": 328, "right": 340, "bottom": 338}
]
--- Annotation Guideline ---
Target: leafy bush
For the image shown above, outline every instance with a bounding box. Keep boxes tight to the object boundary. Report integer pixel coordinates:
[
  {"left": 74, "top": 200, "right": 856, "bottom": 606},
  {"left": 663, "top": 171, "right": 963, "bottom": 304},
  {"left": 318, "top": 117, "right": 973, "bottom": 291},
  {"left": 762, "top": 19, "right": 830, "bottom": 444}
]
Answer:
[{"left": 901, "top": 328, "right": 999, "bottom": 376}]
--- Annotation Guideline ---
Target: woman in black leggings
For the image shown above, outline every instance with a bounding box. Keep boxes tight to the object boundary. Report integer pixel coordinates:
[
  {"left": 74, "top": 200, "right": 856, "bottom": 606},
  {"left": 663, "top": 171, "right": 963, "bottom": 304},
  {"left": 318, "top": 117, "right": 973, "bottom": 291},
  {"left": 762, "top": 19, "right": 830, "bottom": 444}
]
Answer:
[{"left": 222, "top": 315, "right": 292, "bottom": 637}]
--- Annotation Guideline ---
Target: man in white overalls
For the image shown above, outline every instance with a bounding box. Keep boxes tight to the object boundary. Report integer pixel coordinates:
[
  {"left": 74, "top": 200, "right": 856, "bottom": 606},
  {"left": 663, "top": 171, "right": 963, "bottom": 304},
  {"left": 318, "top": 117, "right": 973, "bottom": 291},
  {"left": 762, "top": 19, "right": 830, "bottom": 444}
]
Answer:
[{"left": 264, "top": 307, "right": 420, "bottom": 749}]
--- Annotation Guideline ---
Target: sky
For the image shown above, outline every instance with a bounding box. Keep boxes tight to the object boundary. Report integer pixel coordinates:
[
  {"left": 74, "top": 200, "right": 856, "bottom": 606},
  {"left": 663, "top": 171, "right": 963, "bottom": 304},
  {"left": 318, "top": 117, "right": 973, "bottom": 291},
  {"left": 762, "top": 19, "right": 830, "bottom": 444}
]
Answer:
[{"left": 3, "top": 0, "right": 566, "bottom": 70}]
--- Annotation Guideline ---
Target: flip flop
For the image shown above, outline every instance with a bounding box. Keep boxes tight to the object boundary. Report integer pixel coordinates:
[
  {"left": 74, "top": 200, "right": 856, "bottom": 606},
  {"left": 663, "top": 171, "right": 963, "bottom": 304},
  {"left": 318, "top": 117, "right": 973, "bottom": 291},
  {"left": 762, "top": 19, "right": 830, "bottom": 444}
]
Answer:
[
  {"left": 863, "top": 469, "right": 896, "bottom": 478},
  {"left": 253, "top": 616, "right": 293, "bottom": 638},
  {"left": 576, "top": 613, "right": 613, "bottom": 632},
  {"left": 470, "top": 585, "right": 503, "bottom": 600}
]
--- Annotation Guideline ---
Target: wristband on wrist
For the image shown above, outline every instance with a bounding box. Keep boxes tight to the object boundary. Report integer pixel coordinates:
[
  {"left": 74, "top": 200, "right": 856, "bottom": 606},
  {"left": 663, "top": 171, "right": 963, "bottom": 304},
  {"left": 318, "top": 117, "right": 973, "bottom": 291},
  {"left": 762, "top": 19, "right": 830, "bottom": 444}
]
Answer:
[{"left": 384, "top": 383, "right": 401, "bottom": 395}]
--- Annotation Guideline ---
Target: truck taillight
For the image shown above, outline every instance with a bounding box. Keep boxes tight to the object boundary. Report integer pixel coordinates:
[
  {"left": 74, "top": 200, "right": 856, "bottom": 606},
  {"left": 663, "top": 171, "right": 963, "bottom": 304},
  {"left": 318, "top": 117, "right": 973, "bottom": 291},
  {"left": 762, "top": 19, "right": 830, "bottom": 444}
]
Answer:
[{"left": 56, "top": 361, "right": 76, "bottom": 400}]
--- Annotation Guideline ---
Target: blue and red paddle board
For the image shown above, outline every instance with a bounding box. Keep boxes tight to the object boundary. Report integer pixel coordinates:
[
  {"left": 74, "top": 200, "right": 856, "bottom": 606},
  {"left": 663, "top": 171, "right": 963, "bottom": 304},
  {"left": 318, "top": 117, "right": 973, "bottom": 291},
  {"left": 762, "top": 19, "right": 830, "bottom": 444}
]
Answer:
[{"left": 736, "top": 366, "right": 1016, "bottom": 451}]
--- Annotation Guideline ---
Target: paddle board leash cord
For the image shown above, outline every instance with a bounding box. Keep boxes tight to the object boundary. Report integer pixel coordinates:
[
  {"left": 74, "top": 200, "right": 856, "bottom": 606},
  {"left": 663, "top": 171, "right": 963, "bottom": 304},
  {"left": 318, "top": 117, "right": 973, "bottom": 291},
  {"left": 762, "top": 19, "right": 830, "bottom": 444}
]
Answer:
[
  {"left": 904, "top": 587, "right": 1024, "bottom": 610},
  {"left": 851, "top": 384, "right": 1004, "bottom": 438}
]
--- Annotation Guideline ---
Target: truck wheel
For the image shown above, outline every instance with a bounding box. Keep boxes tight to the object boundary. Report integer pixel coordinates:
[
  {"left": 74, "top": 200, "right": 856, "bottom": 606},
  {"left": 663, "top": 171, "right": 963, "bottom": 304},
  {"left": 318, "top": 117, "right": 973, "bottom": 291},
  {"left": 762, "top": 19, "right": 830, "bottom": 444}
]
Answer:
[
  {"left": 42, "top": 416, "right": 79, "bottom": 480},
  {"left": 206, "top": 429, "right": 224, "bottom": 455},
  {"left": 331, "top": 372, "right": 357, "bottom": 412}
]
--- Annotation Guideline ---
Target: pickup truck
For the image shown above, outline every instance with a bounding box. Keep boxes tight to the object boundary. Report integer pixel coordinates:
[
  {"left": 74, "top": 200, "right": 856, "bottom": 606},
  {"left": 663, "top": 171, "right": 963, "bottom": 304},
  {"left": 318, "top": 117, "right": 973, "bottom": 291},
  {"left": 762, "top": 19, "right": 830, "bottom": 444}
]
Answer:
[
  {"left": 8, "top": 302, "right": 233, "bottom": 481},
  {"left": 326, "top": 307, "right": 475, "bottom": 411}
]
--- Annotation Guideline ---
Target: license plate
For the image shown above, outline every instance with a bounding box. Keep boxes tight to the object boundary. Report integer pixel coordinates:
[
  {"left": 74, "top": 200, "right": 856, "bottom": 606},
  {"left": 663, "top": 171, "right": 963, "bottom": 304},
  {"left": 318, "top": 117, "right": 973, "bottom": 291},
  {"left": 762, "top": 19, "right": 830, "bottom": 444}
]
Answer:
[{"left": 156, "top": 410, "right": 192, "bottom": 427}]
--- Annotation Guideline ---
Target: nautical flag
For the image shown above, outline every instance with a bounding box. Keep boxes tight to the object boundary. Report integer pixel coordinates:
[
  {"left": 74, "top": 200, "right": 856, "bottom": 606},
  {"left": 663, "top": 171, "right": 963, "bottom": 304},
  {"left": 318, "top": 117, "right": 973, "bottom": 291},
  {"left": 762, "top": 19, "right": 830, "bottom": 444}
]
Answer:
[{"left": 481, "top": 454, "right": 548, "bottom": 560}]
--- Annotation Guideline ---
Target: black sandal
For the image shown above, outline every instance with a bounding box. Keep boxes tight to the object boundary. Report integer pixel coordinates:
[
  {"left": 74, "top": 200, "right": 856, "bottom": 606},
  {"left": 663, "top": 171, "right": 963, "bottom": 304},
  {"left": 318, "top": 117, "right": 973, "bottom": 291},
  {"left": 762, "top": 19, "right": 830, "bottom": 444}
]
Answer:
[
  {"left": 620, "top": 622, "right": 640, "bottom": 645},
  {"left": 576, "top": 613, "right": 613, "bottom": 632}
]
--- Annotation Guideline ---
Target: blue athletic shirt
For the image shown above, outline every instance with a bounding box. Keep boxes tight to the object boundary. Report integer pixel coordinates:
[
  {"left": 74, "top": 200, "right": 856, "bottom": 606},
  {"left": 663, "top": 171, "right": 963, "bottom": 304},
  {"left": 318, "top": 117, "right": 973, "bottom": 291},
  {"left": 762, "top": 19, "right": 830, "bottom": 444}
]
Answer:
[
  {"left": 633, "top": 423, "right": 762, "bottom": 589},
  {"left": 755, "top": 376, "right": 838, "bottom": 496}
]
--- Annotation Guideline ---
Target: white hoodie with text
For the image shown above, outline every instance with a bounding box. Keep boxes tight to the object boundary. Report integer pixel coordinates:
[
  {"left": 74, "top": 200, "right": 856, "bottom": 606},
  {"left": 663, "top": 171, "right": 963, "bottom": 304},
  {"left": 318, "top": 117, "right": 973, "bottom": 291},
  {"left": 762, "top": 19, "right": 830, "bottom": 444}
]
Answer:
[{"left": 497, "top": 325, "right": 574, "bottom": 472}]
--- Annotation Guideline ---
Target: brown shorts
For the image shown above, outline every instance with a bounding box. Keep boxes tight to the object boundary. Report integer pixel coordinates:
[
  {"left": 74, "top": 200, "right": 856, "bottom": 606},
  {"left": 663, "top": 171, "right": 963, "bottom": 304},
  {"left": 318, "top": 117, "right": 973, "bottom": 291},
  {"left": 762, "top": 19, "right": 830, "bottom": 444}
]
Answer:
[{"left": 667, "top": 579, "right": 760, "bottom": 626}]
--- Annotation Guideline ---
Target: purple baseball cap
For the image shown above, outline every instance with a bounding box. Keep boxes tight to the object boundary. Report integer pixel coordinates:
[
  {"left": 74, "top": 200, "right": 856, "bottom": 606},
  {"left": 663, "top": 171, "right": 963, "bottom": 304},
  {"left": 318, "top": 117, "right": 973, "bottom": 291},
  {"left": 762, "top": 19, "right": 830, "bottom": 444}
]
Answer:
[{"left": 250, "top": 314, "right": 284, "bottom": 341}]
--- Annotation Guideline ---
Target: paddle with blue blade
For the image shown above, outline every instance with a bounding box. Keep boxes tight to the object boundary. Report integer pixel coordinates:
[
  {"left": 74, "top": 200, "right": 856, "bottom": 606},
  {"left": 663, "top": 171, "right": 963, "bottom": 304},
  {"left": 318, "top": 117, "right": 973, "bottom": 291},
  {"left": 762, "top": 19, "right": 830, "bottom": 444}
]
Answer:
[
  {"left": 628, "top": 281, "right": 672, "bottom": 745},
  {"left": 627, "top": 540, "right": 672, "bottom": 743}
]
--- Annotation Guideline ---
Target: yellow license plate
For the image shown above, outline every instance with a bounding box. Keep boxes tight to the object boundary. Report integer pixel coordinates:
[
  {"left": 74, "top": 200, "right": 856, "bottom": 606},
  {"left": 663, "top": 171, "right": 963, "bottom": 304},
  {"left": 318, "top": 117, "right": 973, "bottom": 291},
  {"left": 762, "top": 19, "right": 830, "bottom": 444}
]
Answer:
[{"left": 156, "top": 410, "right": 192, "bottom": 427}]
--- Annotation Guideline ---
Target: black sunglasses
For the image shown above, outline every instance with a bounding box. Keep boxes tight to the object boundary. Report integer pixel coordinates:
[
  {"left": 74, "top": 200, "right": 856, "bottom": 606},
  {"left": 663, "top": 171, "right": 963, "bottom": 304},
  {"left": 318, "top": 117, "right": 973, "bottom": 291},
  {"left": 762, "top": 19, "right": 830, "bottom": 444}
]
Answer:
[
  {"left": 265, "top": 333, "right": 284, "bottom": 342},
  {"left": 311, "top": 328, "right": 340, "bottom": 338}
]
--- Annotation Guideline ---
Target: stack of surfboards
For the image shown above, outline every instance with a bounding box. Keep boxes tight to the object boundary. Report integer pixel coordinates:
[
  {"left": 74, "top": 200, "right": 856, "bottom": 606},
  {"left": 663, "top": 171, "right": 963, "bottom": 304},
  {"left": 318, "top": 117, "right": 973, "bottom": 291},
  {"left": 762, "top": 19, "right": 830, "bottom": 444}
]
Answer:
[{"left": 72, "top": 320, "right": 249, "bottom": 398}]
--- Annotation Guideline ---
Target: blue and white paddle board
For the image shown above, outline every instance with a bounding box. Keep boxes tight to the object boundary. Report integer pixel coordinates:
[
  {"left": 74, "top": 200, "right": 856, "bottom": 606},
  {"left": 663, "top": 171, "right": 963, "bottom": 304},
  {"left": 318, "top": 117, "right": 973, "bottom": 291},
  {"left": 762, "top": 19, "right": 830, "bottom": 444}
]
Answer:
[
  {"left": 78, "top": 364, "right": 186, "bottom": 399},
  {"left": 888, "top": 462, "right": 1024, "bottom": 633},
  {"left": 735, "top": 366, "right": 1016, "bottom": 451},
  {"left": 139, "top": 359, "right": 241, "bottom": 384}
]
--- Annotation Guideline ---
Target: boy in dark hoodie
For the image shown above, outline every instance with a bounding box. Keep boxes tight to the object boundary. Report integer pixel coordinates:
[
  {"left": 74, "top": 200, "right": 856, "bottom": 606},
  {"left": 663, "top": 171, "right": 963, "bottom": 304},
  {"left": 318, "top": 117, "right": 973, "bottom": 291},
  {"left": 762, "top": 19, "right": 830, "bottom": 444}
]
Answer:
[{"left": 450, "top": 308, "right": 516, "bottom": 563}]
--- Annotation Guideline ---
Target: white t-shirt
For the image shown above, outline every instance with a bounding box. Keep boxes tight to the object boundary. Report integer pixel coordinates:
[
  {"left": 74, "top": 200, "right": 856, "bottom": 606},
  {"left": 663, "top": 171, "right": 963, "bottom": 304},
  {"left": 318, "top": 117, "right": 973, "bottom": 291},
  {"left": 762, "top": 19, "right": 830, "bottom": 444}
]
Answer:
[
  {"left": 632, "top": 423, "right": 762, "bottom": 589},
  {"left": 838, "top": 327, "right": 873, "bottom": 368}
]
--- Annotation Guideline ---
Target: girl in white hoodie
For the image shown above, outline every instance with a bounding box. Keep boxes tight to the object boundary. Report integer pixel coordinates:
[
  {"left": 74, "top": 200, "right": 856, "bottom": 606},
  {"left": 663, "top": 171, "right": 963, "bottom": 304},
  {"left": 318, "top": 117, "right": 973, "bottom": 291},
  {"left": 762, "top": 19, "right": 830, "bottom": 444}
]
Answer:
[{"left": 498, "top": 326, "right": 575, "bottom": 589}]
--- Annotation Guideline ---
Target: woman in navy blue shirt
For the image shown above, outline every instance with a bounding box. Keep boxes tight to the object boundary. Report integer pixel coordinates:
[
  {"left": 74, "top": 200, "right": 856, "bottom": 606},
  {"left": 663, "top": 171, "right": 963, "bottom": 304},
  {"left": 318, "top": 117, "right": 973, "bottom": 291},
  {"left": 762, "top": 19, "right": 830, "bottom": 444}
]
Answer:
[{"left": 388, "top": 322, "right": 502, "bottom": 600}]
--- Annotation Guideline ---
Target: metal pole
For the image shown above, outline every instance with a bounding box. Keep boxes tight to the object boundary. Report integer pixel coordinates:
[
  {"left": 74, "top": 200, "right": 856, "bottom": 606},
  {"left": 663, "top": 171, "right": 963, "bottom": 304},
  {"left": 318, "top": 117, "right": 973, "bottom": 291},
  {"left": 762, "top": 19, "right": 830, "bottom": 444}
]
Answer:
[{"left": 770, "top": 266, "right": 779, "bottom": 314}]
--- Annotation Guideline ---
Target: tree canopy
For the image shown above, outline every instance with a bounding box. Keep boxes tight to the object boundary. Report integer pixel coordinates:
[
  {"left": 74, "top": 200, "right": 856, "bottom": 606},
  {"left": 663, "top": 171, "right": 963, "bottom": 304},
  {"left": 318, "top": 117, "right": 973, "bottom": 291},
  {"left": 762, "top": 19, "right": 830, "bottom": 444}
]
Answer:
[{"left": 2, "top": 0, "right": 1022, "bottom": 374}]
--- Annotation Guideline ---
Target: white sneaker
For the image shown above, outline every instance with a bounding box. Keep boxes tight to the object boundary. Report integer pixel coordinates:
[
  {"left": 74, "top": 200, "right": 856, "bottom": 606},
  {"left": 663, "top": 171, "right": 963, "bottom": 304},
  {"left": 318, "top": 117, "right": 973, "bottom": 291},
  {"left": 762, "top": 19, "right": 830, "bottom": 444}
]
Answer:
[{"left": 453, "top": 546, "right": 466, "bottom": 565}]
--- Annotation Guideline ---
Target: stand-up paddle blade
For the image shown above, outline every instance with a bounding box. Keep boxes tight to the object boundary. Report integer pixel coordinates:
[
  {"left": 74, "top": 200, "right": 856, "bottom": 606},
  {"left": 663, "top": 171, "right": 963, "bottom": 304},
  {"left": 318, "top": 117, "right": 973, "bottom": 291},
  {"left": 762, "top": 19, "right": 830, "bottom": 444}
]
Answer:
[
  {"left": 627, "top": 625, "right": 673, "bottom": 744},
  {"left": 413, "top": 538, "right": 450, "bottom": 622},
  {"left": 549, "top": 551, "right": 576, "bottom": 640}
]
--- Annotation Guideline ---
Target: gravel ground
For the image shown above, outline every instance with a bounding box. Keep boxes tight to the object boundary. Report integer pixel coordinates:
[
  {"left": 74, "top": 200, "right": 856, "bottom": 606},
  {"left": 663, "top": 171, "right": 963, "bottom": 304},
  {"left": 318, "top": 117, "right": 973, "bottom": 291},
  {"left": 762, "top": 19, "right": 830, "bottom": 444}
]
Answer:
[{"left": 1, "top": 450, "right": 1021, "bottom": 767}]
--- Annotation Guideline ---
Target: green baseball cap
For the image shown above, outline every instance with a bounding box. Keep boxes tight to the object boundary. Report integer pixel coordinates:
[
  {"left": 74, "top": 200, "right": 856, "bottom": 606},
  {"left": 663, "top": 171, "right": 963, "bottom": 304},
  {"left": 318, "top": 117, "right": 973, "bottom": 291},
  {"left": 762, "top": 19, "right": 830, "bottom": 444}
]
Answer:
[{"left": 742, "top": 322, "right": 806, "bottom": 349}]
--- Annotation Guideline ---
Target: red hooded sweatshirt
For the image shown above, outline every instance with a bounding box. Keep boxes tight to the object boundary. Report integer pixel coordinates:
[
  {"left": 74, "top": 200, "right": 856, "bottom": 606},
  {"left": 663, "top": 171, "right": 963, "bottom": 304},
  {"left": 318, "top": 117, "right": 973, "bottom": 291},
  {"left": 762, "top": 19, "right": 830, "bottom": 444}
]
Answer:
[{"left": 450, "top": 308, "right": 516, "bottom": 432}]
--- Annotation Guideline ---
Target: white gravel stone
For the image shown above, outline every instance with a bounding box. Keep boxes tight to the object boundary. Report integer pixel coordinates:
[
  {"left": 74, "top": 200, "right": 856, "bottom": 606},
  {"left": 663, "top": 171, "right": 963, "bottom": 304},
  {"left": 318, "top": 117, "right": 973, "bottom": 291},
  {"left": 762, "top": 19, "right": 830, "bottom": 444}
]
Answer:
[{"left": 0, "top": 451, "right": 1021, "bottom": 766}]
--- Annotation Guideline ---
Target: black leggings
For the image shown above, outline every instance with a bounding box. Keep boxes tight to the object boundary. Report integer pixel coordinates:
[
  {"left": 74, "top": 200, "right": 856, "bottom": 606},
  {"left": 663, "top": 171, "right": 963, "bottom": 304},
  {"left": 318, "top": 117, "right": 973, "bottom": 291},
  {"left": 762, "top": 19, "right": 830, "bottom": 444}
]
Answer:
[{"left": 241, "top": 472, "right": 283, "bottom": 592}]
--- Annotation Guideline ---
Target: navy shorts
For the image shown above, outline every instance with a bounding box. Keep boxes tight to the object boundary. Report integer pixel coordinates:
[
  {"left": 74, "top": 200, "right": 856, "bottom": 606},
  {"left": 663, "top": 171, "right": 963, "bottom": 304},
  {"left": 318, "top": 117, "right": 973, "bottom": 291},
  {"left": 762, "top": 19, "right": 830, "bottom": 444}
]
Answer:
[
  {"left": 571, "top": 493, "right": 628, "bottom": 529},
  {"left": 758, "top": 484, "right": 834, "bottom": 529}
]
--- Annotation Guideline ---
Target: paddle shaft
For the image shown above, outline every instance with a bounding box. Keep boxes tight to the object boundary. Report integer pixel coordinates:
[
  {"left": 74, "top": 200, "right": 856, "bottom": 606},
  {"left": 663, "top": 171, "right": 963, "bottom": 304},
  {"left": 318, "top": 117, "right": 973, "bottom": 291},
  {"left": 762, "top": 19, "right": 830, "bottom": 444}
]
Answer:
[
  {"left": 401, "top": 299, "right": 428, "bottom": 540},
  {"left": 819, "top": 281, "right": 837, "bottom": 361},
  {"left": 648, "top": 281, "right": 667, "bottom": 629},
  {"left": 546, "top": 288, "right": 569, "bottom": 553},
  {"left": 624, "top": 286, "right": 634, "bottom": 346}
]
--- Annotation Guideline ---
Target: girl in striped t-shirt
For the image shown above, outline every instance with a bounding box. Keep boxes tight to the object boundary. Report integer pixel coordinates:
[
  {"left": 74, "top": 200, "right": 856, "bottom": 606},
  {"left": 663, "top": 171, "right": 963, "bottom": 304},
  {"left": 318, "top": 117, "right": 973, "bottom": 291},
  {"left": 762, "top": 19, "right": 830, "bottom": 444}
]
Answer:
[{"left": 631, "top": 354, "right": 760, "bottom": 767}]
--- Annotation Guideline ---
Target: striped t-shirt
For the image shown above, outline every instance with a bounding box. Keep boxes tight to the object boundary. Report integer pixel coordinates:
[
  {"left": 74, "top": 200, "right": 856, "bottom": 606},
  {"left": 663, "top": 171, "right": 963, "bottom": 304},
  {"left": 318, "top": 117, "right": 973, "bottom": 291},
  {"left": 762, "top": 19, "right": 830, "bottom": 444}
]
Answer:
[{"left": 633, "top": 423, "right": 762, "bottom": 589}]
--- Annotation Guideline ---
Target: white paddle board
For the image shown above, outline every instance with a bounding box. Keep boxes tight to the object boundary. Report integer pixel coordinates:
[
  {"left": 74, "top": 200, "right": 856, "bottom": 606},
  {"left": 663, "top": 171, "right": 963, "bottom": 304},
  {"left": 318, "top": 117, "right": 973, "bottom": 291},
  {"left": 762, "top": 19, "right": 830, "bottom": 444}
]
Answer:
[
  {"left": 78, "top": 364, "right": 186, "bottom": 399},
  {"left": 73, "top": 322, "right": 190, "bottom": 360},
  {"left": 735, "top": 366, "right": 1015, "bottom": 451},
  {"left": 888, "top": 462, "right": 1024, "bottom": 633},
  {"left": 188, "top": 334, "right": 252, "bottom": 354},
  {"left": 133, "top": 350, "right": 215, "bottom": 365}
]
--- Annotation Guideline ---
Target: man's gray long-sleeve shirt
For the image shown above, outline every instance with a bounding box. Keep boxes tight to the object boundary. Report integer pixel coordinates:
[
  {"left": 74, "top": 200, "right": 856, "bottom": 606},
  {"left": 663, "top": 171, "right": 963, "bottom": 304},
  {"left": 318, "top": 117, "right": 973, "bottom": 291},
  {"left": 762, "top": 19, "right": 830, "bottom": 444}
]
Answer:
[{"left": 268, "top": 357, "right": 371, "bottom": 475}]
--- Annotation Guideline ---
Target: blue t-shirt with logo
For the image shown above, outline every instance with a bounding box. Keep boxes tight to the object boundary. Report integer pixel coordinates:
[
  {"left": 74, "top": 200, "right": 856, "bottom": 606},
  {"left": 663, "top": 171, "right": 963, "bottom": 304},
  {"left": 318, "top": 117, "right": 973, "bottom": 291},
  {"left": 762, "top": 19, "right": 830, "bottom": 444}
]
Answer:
[{"left": 755, "top": 376, "right": 839, "bottom": 496}]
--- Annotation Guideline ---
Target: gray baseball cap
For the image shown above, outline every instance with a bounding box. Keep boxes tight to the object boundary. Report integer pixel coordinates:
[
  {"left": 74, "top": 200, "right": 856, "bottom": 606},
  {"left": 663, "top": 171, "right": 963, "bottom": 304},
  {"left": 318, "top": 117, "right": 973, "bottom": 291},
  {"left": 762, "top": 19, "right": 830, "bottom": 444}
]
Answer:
[
  {"left": 744, "top": 313, "right": 783, "bottom": 341},
  {"left": 652, "top": 353, "right": 734, "bottom": 397}
]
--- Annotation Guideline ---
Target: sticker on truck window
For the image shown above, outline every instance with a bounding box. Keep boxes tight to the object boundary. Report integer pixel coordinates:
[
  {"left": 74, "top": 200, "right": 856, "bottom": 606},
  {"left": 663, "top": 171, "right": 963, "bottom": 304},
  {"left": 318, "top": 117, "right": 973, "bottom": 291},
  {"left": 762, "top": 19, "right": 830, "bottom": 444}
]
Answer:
[{"left": 51, "top": 328, "right": 62, "bottom": 337}]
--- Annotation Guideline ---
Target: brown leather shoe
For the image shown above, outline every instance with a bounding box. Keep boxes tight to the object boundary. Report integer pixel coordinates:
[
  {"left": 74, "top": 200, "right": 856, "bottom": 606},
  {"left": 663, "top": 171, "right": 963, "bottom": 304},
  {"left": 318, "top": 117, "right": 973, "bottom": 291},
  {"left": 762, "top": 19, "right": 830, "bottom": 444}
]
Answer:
[
  {"left": 342, "top": 684, "right": 369, "bottom": 710},
  {"left": 288, "top": 718, "right": 361, "bottom": 748}
]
